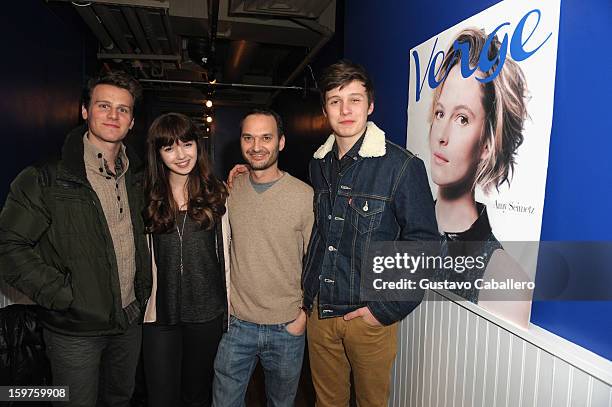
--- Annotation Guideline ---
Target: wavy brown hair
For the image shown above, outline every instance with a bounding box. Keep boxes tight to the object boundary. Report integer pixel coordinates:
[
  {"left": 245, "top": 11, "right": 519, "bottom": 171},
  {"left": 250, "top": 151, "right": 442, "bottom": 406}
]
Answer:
[
  {"left": 144, "top": 112, "right": 227, "bottom": 234},
  {"left": 431, "top": 28, "right": 528, "bottom": 193},
  {"left": 319, "top": 59, "right": 375, "bottom": 106}
]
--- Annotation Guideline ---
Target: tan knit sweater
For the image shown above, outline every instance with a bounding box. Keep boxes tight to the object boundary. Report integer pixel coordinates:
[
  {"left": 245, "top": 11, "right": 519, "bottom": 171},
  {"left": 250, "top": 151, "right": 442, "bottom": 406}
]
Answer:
[{"left": 228, "top": 172, "right": 313, "bottom": 324}]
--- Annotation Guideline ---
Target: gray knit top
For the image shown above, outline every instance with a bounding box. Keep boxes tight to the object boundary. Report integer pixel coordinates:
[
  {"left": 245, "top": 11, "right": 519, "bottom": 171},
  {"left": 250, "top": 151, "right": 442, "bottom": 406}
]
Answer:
[{"left": 152, "top": 213, "right": 225, "bottom": 324}]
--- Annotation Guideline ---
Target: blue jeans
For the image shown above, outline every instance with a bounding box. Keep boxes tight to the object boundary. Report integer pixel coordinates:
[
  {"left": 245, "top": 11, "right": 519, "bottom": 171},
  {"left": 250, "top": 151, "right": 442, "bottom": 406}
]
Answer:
[{"left": 212, "top": 316, "right": 305, "bottom": 407}]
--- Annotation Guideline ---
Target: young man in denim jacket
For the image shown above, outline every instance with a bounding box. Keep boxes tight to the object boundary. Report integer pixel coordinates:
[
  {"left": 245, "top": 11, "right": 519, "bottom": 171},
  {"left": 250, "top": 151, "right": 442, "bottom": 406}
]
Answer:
[{"left": 302, "top": 60, "right": 439, "bottom": 406}]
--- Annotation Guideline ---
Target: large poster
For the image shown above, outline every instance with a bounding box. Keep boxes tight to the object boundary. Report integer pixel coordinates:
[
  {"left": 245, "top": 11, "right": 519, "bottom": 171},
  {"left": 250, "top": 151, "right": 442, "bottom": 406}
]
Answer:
[{"left": 406, "top": 0, "right": 561, "bottom": 328}]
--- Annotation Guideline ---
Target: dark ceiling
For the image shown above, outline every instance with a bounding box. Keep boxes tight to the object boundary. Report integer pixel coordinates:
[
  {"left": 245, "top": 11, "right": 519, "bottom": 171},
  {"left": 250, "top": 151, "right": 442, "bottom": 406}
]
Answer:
[{"left": 55, "top": 0, "right": 337, "bottom": 110}]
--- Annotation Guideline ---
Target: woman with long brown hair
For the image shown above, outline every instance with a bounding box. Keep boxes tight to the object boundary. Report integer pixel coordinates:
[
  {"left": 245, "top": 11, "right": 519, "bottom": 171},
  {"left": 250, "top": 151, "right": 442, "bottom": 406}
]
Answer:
[{"left": 142, "top": 112, "right": 229, "bottom": 407}]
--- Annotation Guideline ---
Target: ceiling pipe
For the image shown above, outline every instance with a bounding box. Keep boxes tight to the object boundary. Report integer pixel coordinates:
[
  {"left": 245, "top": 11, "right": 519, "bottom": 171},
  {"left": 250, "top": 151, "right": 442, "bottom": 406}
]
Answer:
[
  {"left": 162, "top": 13, "right": 178, "bottom": 56},
  {"left": 97, "top": 53, "right": 180, "bottom": 61},
  {"left": 62, "top": 0, "right": 170, "bottom": 9},
  {"left": 137, "top": 8, "right": 162, "bottom": 54},
  {"left": 139, "top": 78, "right": 315, "bottom": 91},
  {"left": 121, "top": 6, "right": 152, "bottom": 54},
  {"left": 93, "top": 4, "right": 133, "bottom": 54},
  {"left": 74, "top": 4, "right": 115, "bottom": 51},
  {"left": 266, "top": 19, "right": 333, "bottom": 105},
  {"left": 206, "top": 0, "right": 220, "bottom": 76}
]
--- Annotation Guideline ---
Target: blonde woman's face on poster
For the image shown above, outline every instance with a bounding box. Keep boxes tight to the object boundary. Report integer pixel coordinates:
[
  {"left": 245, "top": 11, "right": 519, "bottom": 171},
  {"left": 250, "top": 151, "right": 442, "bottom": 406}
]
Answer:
[{"left": 429, "top": 65, "right": 488, "bottom": 191}]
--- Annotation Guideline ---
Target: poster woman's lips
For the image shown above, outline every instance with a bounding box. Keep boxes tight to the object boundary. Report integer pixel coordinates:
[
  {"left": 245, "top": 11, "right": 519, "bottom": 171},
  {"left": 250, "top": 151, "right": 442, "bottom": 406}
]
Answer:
[{"left": 433, "top": 152, "right": 449, "bottom": 163}]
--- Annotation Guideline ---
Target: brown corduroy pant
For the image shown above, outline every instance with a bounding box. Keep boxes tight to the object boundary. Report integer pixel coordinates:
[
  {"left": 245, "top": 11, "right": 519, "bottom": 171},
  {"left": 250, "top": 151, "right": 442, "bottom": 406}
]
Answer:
[{"left": 307, "top": 312, "right": 398, "bottom": 407}]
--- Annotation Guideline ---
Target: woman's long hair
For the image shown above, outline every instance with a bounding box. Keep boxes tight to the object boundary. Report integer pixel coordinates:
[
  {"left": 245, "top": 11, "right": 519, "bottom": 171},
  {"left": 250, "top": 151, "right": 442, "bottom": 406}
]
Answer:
[{"left": 144, "top": 112, "right": 227, "bottom": 233}]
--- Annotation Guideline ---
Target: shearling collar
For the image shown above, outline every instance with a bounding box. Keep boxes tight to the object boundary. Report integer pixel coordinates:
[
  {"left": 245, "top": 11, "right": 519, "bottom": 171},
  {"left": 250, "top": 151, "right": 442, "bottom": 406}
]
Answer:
[{"left": 313, "top": 121, "right": 386, "bottom": 159}]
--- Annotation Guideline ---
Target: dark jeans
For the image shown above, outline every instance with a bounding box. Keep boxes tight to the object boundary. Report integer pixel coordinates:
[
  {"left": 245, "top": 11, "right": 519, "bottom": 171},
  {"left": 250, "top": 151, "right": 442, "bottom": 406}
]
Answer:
[
  {"left": 43, "top": 321, "right": 142, "bottom": 407},
  {"left": 142, "top": 315, "right": 223, "bottom": 407}
]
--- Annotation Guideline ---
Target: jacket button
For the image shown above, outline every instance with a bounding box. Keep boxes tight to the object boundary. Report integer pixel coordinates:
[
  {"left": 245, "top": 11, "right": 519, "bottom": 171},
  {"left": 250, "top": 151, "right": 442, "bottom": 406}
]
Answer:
[{"left": 328, "top": 245, "right": 336, "bottom": 252}]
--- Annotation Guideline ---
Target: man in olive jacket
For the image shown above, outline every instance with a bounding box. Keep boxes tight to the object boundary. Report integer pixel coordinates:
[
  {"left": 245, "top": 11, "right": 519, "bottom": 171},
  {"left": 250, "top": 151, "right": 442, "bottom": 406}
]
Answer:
[{"left": 0, "top": 71, "right": 151, "bottom": 406}]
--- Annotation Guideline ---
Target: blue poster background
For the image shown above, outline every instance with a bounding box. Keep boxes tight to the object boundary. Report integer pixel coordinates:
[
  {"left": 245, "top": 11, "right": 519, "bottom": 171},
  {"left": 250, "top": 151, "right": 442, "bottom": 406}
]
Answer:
[{"left": 343, "top": 0, "right": 612, "bottom": 361}]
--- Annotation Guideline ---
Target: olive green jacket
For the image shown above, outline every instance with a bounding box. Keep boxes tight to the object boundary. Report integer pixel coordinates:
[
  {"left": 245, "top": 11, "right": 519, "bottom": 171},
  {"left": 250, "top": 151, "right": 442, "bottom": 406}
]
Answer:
[{"left": 0, "top": 125, "right": 151, "bottom": 336}]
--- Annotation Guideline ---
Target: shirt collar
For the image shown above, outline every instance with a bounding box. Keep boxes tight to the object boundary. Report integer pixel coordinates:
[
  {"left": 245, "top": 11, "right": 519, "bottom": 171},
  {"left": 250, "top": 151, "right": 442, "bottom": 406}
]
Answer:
[
  {"left": 83, "top": 132, "right": 129, "bottom": 179},
  {"left": 332, "top": 128, "right": 367, "bottom": 161},
  {"left": 445, "top": 202, "right": 492, "bottom": 241}
]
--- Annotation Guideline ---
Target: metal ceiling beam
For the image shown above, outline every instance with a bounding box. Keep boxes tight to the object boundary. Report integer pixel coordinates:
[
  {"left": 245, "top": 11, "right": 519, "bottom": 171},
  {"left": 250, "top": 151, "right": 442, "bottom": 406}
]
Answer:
[
  {"left": 98, "top": 53, "right": 180, "bottom": 60},
  {"left": 139, "top": 78, "right": 315, "bottom": 91},
  {"left": 73, "top": 4, "right": 115, "bottom": 50},
  {"left": 162, "top": 13, "right": 178, "bottom": 55},
  {"left": 121, "top": 6, "right": 152, "bottom": 54},
  {"left": 60, "top": 0, "right": 169, "bottom": 9},
  {"left": 228, "top": 0, "right": 333, "bottom": 19},
  {"left": 207, "top": 0, "right": 220, "bottom": 76},
  {"left": 93, "top": 5, "right": 134, "bottom": 53},
  {"left": 136, "top": 8, "right": 162, "bottom": 54}
]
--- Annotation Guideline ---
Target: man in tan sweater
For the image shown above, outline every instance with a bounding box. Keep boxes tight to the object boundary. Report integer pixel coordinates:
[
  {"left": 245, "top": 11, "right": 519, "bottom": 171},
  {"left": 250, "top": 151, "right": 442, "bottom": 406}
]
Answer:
[{"left": 212, "top": 109, "right": 313, "bottom": 407}]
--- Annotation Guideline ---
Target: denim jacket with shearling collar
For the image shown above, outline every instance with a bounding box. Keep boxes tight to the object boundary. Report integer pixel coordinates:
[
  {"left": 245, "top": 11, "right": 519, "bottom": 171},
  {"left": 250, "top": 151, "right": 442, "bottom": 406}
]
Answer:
[{"left": 302, "top": 121, "right": 440, "bottom": 325}]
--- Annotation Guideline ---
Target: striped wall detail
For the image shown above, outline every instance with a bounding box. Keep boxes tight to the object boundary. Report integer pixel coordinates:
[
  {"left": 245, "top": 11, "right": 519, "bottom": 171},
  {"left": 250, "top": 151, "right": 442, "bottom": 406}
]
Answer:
[{"left": 389, "top": 290, "right": 612, "bottom": 407}]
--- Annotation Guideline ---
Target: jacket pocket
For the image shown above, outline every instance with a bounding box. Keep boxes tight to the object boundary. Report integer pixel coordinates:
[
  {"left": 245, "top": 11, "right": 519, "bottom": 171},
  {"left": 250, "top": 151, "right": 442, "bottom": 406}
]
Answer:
[
  {"left": 350, "top": 196, "right": 385, "bottom": 234},
  {"left": 50, "top": 191, "right": 98, "bottom": 238},
  {"left": 66, "top": 260, "right": 114, "bottom": 325}
]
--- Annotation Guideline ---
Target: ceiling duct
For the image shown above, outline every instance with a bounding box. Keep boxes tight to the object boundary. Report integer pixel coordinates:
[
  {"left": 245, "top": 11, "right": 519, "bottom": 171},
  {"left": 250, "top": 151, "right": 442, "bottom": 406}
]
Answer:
[
  {"left": 74, "top": 5, "right": 115, "bottom": 50},
  {"left": 121, "top": 6, "right": 152, "bottom": 54},
  {"left": 136, "top": 8, "right": 163, "bottom": 54},
  {"left": 57, "top": 0, "right": 336, "bottom": 106},
  {"left": 228, "top": 0, "right": 333, "bottom": 19},
  {"left": 187, "top": 37, "right": 210, "bottom": 68},
  {"left": 93, "top": 5, "right": 134, "bottom": 53}
]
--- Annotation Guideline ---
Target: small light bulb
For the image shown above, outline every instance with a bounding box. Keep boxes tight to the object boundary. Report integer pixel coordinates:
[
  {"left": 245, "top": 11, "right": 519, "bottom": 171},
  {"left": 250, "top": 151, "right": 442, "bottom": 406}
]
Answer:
[
  {"left": 206, "top": 116, "right": 213, "bottom": 123},
  {"left": 205, "top": 100, "right": 213, "bottom": 108}
]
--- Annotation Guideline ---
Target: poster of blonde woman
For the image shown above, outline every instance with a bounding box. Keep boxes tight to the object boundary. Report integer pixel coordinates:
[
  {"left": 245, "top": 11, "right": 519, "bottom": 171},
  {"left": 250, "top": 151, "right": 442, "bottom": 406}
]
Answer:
[{"left": 406, "top": 0, "right": 561, "bottom": 328}]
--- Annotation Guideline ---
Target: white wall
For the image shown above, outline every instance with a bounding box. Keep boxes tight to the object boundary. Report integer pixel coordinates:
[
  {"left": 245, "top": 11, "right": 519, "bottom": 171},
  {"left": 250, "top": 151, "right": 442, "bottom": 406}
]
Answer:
[{"left": 389, "top": 290, "right": 612, "bottom": 407}]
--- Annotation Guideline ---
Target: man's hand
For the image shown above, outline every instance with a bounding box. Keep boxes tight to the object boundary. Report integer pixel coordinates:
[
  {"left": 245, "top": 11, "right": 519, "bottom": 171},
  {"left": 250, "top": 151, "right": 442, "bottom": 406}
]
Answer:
[
  {"left": 227, "top": 164, "right": 250, "bottom": 189},
  {"left": 285, "top": 309, "right": 307, "bottom": 336},
  {"left": 343, "top": 306, "right": 382, "bottom": 327}
]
